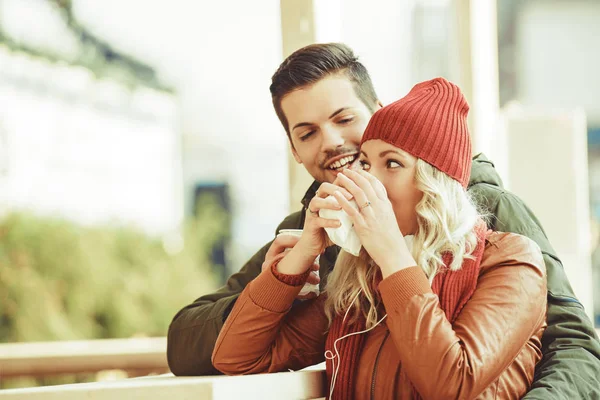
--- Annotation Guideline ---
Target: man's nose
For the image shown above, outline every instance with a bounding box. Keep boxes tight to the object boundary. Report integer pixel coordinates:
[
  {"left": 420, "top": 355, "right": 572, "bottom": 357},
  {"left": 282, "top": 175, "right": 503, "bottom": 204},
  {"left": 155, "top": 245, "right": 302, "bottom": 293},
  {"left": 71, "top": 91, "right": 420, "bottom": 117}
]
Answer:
[{"left": 321, "top": 126, "right": 345, "bottom": 150}]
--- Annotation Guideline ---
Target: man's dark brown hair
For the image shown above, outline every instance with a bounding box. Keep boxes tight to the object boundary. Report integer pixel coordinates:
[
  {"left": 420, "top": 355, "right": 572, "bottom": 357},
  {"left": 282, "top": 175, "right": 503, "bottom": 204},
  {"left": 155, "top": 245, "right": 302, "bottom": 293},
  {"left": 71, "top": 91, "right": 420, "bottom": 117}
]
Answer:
[{"left": 270, "top": 43, "right": 379, "bottom": 136}]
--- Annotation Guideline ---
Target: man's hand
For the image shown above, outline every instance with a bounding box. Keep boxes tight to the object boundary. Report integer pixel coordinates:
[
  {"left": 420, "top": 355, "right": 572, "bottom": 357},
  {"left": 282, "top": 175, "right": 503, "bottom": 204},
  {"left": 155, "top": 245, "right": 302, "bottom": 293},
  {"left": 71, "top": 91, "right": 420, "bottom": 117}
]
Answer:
[{"left": 261, "top": 234, "right": 320, "bottom": 300}]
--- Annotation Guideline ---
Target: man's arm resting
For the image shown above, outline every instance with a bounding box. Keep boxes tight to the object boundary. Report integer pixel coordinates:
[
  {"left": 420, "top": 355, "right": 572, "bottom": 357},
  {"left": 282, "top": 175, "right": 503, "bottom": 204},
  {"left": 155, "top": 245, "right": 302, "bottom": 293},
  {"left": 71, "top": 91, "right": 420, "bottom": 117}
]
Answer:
[
  {"left": 166, "top": 210, "right": 305, "bottom": 376},
  {"left": 525, "top": 282, "right": 600, "bottom": 399},
  {"left": 167, "top": 241, "right": 271, "bottom": 376},
  {"left": 490, "top": 192, "right": 600, "bottom": 399}
]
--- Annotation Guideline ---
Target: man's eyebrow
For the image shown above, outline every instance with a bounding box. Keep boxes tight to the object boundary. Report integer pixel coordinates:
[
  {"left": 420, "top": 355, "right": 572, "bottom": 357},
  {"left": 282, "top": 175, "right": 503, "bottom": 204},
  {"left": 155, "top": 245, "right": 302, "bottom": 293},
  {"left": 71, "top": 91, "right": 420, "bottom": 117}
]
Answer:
[
  {"left": 291, "top": 121, "right": 313, "bottom": 131},
  {"left": 329, "top": 107, "right": 350, "bottom": 119},
  {"left": 291, "top": 107, "right": 351, "bottom": 132}
]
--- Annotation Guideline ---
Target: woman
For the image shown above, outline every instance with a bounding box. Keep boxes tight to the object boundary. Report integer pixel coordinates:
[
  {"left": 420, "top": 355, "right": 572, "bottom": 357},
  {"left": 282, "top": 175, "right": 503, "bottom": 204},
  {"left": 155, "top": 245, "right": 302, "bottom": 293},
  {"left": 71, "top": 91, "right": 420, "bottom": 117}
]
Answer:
[{"left": 212, "top": 78, "right": 547, "bottom": 399}]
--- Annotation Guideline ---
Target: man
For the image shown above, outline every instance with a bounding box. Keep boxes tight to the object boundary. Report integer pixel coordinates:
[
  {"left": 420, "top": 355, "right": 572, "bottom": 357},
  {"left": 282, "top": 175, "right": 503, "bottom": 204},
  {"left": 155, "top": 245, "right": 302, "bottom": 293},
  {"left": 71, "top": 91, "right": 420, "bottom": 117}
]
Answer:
[{"left": 168, "top": 43, "right": 600, "bottom": 398}]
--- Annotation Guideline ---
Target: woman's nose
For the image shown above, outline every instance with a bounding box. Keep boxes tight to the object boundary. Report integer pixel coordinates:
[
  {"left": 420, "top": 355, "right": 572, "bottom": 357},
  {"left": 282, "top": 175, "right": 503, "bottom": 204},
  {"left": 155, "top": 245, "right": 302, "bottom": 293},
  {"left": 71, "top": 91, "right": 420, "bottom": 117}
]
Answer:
[{"left": 367, "top": 168, "right": 383, "bottom": 184}]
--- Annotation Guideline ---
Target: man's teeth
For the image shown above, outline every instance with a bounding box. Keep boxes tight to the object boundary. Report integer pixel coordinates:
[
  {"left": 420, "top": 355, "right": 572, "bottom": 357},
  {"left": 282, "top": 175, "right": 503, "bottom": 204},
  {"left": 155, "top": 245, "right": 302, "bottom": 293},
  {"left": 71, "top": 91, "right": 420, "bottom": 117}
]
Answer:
[{"left": 329, "top": 156, "right": 355, "bottom": 170}]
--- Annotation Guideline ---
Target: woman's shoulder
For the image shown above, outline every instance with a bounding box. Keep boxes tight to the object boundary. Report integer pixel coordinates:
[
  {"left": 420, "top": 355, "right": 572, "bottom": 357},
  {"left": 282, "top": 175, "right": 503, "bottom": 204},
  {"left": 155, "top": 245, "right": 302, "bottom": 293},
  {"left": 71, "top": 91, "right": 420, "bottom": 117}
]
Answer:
[{"left": 480, "top": 231, "right": 546, "bottom": 276}]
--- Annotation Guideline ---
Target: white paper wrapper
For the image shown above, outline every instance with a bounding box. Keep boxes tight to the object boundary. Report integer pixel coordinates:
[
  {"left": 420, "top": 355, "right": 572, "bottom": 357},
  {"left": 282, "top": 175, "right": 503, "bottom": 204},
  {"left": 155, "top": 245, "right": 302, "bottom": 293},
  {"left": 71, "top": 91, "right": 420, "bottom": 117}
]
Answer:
[
  {"left": 404, "top": 235, "right": 415, "bottom": 252},
  {"left": 276, "top": 229, "right": 320, "bottom": 297},
  {"left": 318, "top": 197, "right": 362, "bottom": 256}
]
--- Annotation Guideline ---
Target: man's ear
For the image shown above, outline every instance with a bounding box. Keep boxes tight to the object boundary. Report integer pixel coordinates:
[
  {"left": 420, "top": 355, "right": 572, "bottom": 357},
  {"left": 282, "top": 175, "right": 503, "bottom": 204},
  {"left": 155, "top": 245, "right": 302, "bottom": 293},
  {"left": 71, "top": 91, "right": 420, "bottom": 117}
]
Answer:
[{"left": 291, "top": 145, "right": 303, "bottom": 164}]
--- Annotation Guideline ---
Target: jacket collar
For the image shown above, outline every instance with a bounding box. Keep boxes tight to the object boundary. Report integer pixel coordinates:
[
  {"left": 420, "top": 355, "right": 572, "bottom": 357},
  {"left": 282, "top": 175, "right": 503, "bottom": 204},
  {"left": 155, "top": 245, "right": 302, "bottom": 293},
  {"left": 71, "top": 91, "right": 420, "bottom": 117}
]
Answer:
[
  {"left": 301, "top": 180, "right": 321, "bottom": 209},
  {"left": 469, "top": 153, "right": 504, "bottom": 189}
]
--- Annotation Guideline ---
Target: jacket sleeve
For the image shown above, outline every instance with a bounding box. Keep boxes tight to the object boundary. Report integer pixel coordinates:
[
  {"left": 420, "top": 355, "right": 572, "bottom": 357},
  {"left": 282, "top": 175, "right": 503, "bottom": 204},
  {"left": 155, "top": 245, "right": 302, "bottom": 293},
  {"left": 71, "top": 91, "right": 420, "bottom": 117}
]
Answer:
[
  {"left": 167, "top": 211, "right": 305, "bottom": 376},
  {"left": 491, "top": 192, "right": 600, "bottom": 399},
  {"left": 211, "top": 268, "right": 328, "bottom": 375},
  {"left": 167, "top": 240, "right": 271, "bottom": 375},
  {"left": 379, "top": 234, "right": 547, "bottom": 400}
]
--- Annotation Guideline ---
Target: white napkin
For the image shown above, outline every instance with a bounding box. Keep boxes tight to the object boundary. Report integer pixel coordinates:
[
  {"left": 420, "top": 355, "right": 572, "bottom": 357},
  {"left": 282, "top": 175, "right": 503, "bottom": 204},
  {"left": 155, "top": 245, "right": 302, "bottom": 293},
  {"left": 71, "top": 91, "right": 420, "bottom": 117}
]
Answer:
[
  {"left": 318, "top": 196, "right": 362, "bottom": 256},
  {"left": 318, "top": 197, "right": 416, "bottom": 258},
  {"left": 404, "top": 235, "right": 414, "bottom": 253}
]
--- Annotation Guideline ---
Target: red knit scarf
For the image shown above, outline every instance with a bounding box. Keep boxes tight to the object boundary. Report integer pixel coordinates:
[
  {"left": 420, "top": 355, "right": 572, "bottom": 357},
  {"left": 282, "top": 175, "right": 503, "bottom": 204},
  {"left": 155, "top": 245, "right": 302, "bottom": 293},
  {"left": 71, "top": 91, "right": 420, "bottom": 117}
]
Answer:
[{"left": 325, "top": 224, "right": 490, "bottom": 400}]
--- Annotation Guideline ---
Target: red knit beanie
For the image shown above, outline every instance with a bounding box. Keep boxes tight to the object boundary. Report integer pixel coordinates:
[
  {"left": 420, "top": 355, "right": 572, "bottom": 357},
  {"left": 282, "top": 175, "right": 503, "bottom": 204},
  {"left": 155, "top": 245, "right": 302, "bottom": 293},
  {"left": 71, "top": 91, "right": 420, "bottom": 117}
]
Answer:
[{"left": 361, "top": 77, "right": 472, "bottom": 187}]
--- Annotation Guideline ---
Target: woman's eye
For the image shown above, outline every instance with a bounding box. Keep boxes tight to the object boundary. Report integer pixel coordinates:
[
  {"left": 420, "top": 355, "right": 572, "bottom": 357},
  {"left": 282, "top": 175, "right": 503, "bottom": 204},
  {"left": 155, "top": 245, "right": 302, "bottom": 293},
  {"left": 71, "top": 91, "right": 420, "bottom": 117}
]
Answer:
[
  {"left": 338, "top": 117, "right": 354, "bottom": 124},
  {"left": 387, "top": 160, "right": 403, "bottom": 168},
  {"left": 359, "top": 160, "right": 370, "bottom": 171}
]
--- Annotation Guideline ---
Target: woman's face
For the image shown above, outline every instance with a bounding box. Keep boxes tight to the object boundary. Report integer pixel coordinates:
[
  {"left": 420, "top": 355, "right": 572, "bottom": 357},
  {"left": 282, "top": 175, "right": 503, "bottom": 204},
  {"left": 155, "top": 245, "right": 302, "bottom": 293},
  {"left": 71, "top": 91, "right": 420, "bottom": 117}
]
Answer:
[{"left": 358, "top": 139, "right": 423, "bottom": 235}]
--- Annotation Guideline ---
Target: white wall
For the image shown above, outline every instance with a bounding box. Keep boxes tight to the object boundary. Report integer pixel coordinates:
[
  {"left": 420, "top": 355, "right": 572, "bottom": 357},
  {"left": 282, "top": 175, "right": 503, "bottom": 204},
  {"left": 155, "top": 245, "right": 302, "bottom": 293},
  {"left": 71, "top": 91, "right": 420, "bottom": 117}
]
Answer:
[
  {"left": 502, "top": 107, "right": 594, "bottom": 320},
  {"left": 341, "top": 0, "right": 416, "bottom": 104},
  {"left": 311, "top": 0, "right": 416, "bottom": 105},
  {"left": 516, "top": 0, "right": 600, "bottom": 126},
  {"left": 73, "top": 0, "right": 289, "bottom": 272},
  {"left": 513, "top": 0, "right": 600, "bottom": 318}
]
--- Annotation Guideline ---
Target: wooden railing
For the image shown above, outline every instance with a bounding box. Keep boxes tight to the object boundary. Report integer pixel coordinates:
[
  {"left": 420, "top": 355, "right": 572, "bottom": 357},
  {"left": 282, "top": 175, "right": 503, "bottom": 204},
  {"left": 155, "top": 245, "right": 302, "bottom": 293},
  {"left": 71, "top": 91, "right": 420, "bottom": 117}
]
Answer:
[
  {"left": 0, "top": 370, "right": 327, "bottom": 399},
  {"left": 0, "top": 337, "right": 168, "bottom": 378},
  {"left": 2, "top": 331, "right": 599, "bottom": 398},
  {"left": 0, "top": 337, "right": 327, "bottom": 399}
]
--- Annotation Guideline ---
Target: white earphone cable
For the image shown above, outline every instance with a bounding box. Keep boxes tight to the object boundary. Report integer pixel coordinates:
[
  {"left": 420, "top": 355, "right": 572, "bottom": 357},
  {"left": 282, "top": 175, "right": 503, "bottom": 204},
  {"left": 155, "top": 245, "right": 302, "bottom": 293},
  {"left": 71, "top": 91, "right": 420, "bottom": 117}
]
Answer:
[{"left": 324, "top": 290, "right": 387, "bottom": 399}]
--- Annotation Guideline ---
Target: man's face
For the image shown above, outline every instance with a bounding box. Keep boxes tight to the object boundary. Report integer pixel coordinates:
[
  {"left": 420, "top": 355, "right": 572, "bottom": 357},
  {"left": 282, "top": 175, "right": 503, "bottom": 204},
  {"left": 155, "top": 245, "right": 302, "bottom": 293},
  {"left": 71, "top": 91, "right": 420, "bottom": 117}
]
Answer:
[{"left": 281, "top": 74, "right": 377, "bottom": 183}]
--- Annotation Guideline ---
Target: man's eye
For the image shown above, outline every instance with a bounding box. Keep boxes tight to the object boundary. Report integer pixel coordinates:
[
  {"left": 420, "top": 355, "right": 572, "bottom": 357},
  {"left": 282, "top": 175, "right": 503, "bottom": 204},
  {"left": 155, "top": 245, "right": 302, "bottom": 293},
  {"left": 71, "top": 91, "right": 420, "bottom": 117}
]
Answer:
[{"left": 300, "top": 131, "right": 315, "bottom": 141}]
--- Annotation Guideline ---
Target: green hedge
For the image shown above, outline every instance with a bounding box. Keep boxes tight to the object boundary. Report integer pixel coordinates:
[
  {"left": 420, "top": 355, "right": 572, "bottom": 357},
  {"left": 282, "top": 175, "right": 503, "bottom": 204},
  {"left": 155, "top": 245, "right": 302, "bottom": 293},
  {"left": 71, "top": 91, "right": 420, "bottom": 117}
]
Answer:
[{"left": 0, "top": 196, "right": 224, "bottom": 387}]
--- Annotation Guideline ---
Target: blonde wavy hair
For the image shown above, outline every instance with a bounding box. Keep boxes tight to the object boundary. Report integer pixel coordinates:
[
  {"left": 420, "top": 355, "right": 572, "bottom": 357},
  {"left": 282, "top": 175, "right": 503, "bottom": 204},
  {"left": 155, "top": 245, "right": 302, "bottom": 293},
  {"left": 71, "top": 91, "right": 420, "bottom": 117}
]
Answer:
[{"left": 324, "top": 159, "right": 483, "bottom": 328}]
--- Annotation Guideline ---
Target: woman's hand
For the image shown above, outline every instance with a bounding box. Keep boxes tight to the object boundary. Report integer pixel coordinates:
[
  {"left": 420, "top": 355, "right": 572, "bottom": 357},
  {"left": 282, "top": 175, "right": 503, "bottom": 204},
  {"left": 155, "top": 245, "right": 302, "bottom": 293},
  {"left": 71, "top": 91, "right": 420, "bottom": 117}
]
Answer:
[
  {"left": 262, "top": 234, "right": 320, "bottom": 299},
  {"left": 332, "top": 169, "right": 417, "bottom": 277},
  {"left": 276, "top": 182, "right": 349, "bottom": 276},
  {"left": 296, "top": 182, "right": 354, "bottom": 257}
]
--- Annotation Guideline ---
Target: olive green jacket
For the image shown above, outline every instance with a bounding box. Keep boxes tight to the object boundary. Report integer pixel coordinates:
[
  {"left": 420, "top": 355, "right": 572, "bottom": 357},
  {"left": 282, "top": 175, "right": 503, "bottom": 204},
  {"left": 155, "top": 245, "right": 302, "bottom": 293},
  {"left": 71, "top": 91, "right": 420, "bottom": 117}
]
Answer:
[{"left": 167, "top": 154, "right": 600, "bottom": 399}]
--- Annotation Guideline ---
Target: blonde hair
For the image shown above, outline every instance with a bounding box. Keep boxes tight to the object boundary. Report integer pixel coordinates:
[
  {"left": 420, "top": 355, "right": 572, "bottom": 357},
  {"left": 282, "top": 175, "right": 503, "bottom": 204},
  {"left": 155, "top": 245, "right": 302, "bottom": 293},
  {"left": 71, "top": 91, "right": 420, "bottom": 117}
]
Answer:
[{"left": 324, "top": 159, "right": 482, "bottom": 328}]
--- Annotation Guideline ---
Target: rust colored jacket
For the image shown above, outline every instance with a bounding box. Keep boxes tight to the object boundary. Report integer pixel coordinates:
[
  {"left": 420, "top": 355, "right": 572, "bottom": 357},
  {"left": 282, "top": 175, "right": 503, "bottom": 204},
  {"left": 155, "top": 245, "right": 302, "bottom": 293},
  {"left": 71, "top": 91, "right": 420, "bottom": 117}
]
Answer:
[{"left": 212, "top": 232, "right": 547, "bottom": 399}]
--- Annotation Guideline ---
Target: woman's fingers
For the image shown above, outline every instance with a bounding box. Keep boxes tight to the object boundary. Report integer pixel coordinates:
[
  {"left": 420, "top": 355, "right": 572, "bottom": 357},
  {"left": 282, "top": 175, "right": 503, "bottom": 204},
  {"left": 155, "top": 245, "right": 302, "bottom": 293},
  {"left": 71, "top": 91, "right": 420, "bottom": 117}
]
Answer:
[
  {"left": 306, "top": 270, "right": 320, "bottom": 285},
  {"left": 261, "top": 251, "right": 287, "bottom": 272},
  {"left": 308, "top": 196, "right": 342, "bottom": 214},
  {"left": 357, "top": 169, "right": 387, "bottom": 200},
  {"left": 335, "top": 172, "right": 371, "bottom": 212},
  {"left": 341, "top": 169, "right": 379, "bottom": 201},
  {"left": 313, "top": 216, "right": 341, "bottom": 229},
  {"left": 263, "top": 235, "right": 299, "bottom": 270},
  {"left": 333, "top": 191, "right": 365, "bottom": 226},
  {"left": 316, "top": 182, "right": 353, "bottom": 200}
]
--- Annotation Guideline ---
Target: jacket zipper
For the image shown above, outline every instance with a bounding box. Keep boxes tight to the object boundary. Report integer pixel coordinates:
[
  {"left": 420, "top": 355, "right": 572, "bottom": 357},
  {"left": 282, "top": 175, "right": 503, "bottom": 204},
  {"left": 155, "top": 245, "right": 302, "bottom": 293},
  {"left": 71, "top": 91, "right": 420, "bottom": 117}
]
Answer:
[{"left": 370, "top": 331, "right": 390, "bottom": 400}]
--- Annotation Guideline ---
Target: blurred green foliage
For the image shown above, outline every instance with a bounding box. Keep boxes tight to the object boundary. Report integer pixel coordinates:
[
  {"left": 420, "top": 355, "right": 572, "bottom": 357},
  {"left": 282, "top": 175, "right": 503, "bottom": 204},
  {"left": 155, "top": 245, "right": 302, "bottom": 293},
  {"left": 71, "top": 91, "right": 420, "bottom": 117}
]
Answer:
[{"left": 0, "top": 194, "right": 225, "bottom": 387}]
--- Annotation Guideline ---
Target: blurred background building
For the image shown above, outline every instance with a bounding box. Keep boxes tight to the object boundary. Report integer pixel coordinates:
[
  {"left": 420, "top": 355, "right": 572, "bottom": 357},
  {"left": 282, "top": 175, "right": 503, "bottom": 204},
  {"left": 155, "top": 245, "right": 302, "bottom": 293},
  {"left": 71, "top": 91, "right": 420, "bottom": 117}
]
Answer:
[{"left": 0, "top": 0, "right": 599, "bottom": 388}]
